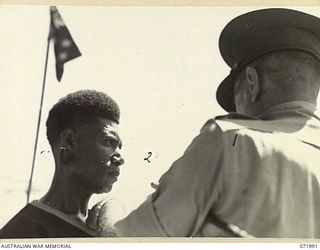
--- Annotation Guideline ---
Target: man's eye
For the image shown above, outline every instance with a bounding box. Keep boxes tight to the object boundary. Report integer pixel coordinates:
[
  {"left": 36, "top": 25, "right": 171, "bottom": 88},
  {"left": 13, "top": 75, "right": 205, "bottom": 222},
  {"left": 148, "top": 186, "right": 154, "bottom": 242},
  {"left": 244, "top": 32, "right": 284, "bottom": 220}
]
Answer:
[{"left": 103, "top": 138, "right": 118, "bottom": 148}]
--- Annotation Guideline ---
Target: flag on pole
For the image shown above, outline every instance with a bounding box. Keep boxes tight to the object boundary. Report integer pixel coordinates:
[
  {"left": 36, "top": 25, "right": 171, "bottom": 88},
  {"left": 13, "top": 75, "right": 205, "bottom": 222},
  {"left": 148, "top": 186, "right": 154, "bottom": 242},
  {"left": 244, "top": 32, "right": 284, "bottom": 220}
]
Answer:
[
  {"left": 50, "top": 6, "right": 81, "bottom": 81},
  {"left": 26, "top": 7, "right": 82, "bottom": 203}
]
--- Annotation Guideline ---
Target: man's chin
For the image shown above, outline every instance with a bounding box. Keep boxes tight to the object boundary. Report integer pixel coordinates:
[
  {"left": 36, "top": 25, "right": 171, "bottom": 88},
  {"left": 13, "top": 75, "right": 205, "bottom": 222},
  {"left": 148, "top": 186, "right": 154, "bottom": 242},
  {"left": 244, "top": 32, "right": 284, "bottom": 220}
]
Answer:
[{"left": 94, "top": 184, "right": 113, "bottom": 194}]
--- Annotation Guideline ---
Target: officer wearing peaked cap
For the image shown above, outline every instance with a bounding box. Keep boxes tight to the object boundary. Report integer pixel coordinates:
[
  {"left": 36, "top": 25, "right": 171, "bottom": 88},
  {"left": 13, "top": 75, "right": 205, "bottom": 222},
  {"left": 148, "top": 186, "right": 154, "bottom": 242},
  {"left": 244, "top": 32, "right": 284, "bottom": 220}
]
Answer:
[
  {"left": 217, "top": 8, "right": 320, "bottom": 113},
  {"left": 95, "top": 9, "right": 320, "bottom": 237}
]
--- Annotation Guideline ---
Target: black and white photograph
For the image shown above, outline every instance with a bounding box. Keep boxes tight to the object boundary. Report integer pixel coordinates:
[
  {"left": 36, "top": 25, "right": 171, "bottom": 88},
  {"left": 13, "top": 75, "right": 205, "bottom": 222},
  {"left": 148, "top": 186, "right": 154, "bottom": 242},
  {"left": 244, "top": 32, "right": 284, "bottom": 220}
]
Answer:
[{"left": 0, "top": 2, "right": 320, "bottom": 242}]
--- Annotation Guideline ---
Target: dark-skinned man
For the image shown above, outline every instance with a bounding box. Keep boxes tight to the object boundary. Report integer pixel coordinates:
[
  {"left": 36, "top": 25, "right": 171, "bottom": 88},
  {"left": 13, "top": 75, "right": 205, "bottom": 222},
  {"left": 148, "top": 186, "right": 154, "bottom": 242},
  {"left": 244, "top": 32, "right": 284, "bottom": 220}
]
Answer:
[{"left": 0, "top": 90, "right": 124, "bottom": 238}]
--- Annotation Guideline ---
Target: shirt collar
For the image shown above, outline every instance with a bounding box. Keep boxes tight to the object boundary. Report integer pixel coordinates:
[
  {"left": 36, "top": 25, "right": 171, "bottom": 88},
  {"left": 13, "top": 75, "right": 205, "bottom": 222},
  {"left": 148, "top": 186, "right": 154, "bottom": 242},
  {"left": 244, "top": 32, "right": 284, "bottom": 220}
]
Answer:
[
  {"left": 258, "top": 101, "right": 319, "bottom": 121},
  {"left": 31, "top": 200, "right": 97, "bottom": 236},
  {"left": 217, "top": 101, "right": 320, "bottom": 148}
]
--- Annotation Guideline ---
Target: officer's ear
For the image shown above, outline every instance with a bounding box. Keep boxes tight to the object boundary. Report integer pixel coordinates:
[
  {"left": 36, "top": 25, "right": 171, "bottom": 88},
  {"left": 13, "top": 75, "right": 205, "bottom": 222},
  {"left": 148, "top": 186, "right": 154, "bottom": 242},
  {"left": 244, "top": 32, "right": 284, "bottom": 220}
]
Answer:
[{"left": 245, "top": 66, "right": 260, "bottom": 103}]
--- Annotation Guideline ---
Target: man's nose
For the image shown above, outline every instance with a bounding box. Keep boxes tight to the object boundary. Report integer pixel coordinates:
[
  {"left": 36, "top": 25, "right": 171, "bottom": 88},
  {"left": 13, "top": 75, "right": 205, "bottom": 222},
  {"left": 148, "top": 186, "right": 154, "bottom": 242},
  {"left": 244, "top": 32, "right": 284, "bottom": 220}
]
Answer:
[{"left": 111, "top": 151, "right": 125, "bottom": 166}]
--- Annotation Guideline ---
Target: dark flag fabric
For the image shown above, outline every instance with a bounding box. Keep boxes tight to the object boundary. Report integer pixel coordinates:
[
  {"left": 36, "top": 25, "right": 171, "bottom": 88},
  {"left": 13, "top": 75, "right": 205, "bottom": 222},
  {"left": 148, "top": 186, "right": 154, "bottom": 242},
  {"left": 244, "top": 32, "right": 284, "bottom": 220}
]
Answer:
[{"left": 49, "top": 6, "right": 81, "bottom": 81}]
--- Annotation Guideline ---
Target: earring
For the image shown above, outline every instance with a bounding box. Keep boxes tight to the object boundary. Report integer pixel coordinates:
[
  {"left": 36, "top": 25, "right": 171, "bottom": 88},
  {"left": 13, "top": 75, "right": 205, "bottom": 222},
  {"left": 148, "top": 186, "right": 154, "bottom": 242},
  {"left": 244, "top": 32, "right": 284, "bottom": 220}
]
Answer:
[{"left": 60, "top": 146, "right": 73, "bottom": 164}]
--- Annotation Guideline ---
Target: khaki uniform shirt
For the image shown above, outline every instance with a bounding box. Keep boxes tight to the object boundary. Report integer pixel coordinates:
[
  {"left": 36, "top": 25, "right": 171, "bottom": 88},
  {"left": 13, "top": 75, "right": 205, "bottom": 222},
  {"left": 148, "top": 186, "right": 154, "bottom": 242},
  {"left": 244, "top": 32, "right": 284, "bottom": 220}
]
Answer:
[{"left": 115, "top": 101, "right": 320, "bottom": 238}]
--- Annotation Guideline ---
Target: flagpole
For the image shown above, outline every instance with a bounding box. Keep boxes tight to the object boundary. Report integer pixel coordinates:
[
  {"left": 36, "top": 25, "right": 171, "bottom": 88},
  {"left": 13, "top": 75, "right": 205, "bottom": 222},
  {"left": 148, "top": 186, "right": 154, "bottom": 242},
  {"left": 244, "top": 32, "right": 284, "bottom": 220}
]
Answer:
[{"left": 26, "top": 33, "right": 51, "bottom": 204}]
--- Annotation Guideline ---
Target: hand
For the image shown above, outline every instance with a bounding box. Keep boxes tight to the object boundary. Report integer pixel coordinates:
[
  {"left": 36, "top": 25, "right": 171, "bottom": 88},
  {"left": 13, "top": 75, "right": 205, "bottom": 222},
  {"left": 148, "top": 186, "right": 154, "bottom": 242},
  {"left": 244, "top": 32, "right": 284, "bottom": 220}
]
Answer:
[
  {"left": 86, "top": 198, "right": 125, "bottom": 236},
  {"left": 150, "top": 182, "right": 159, "bottom": 190}
]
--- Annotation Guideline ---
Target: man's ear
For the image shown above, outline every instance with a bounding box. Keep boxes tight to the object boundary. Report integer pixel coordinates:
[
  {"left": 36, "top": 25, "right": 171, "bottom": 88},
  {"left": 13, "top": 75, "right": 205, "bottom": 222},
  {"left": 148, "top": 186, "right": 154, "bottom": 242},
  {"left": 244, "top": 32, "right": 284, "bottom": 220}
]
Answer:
[
  {"left": 60, "top": 128, "right": 76, "bottom": 151},
  {"left": 59, "top": 128, "right": 76, "bottom": 164},
  {"left": 245, "top": 66, "right": 261, "bottom": 103}
]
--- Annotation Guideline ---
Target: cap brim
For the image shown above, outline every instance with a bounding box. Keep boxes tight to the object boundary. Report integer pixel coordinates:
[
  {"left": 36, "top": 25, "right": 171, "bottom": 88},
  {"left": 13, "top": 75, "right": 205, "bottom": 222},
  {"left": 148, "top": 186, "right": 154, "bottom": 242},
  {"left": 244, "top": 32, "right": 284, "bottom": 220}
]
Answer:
[{"left": 216, "top": 73, "right": 236, "bottom": 112}]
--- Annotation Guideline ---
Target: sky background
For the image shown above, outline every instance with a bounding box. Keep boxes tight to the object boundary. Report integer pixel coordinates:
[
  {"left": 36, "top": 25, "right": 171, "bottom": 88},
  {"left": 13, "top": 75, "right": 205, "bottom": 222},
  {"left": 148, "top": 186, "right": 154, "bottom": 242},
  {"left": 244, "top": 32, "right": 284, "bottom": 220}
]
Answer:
[{"left": 0, "top": 5, "right": 319, "bottom": 227}]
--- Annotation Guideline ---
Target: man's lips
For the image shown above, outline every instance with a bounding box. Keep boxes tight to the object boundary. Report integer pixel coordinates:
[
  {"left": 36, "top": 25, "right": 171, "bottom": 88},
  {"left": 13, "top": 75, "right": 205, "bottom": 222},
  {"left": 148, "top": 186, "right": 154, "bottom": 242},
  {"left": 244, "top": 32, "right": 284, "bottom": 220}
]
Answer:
[
  {"left": 108, "top": 169, "right": 120, "bottom": 177},
  {"left": 100, "top": 157, "right": 123, "bottom": 181},
  {"left": 107, "top": 168, "right": 120, "bottom": 182}
]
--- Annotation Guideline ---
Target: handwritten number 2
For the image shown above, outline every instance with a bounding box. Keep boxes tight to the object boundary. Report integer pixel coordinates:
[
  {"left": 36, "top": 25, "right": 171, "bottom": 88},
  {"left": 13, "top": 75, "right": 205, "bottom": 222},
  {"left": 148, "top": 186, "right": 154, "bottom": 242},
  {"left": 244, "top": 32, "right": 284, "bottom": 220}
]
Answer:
[{"left": 144, "top": 152, "right": 152, "bottom": 163}]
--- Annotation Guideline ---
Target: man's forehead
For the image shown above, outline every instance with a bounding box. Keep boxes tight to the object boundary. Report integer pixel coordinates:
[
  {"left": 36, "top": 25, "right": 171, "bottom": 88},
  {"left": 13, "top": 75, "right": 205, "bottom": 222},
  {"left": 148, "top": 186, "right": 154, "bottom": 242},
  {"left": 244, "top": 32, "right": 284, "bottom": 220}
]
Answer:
[
  {"left": 97, "top": 117, "right": 120, "bottom": 135},
  {"left": 74, "top": 117, "right": 120, "bottom": 138}
]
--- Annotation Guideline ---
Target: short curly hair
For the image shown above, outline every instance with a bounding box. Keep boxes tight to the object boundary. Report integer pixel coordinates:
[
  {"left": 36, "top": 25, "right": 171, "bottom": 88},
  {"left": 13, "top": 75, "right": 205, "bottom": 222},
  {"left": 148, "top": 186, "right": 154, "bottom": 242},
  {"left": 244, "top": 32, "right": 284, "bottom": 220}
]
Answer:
[{"left": 46, "top": 89, "right": 120, "bottom": 146}]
